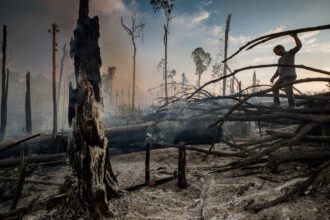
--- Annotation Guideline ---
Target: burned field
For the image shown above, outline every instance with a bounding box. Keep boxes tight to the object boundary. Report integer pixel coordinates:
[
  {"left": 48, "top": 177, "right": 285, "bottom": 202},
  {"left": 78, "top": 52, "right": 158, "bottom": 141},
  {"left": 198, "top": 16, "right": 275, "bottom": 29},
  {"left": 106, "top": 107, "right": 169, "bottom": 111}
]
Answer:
[{"left": 1, "top": 0, "right": 330, "bottom": 219}]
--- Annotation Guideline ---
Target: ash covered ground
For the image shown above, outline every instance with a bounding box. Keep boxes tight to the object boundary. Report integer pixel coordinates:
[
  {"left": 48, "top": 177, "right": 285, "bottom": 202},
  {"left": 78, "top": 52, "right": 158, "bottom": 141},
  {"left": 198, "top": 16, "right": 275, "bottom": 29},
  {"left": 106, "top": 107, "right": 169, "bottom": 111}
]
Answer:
[{"left": 1, "top": 142, "right": 329, "bottom": 220}]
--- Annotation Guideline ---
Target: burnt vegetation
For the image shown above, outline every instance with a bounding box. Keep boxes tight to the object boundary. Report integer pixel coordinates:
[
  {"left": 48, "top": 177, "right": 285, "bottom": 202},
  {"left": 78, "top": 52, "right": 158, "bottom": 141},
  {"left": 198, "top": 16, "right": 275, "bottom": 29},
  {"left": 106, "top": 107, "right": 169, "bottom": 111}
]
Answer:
[{"left": 0, "top": 0, "right": 330, "bottom": 219}]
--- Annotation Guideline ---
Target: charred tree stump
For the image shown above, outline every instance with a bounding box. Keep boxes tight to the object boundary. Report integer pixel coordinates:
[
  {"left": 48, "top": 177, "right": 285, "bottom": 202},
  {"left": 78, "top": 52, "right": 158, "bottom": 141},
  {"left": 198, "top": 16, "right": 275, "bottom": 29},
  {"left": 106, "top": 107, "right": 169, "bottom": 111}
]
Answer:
[
  {"left": 25, "top": 72, "right": 32, "bottom": 134},
  {"left": 145, "top": 142, "right": 151, "bottom": 185},
  {"left": 177, "top": 142, "right": 187, "bottom": 189},
  {"left": 66, "top": 0, "right": 119, "bottom": 218}
]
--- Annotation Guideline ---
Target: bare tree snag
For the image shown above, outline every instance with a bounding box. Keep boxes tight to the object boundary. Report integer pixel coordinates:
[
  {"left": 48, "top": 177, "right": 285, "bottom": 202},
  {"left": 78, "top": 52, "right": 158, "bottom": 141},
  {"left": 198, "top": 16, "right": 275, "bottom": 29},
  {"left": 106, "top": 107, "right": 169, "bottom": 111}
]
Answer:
[
  {"left": 49, "top": 23, "right": 59, "bottom": 136},
  {"left": 67, "top": 0, "right": 119, "bottom": 218},
  {"left": 121, "top": 14, "right": 145, "bottom": 109},
  {"left": 25, "top": 72, "right": 32, "bottom": 134},
  {"left": 57, "top": 44, "right": 67, "bottom": 112},
  {"left": 222, "top": 14, "right": 231, "bottom": 96},
  {"left": 145, "top": 142, "right": 151, "bottom": 184},
  {"left": 177, "top": 142, "right": 187, "bottom": 189},
  {"left": 1, "top": 25, "right": 8, "bottom": 141}
]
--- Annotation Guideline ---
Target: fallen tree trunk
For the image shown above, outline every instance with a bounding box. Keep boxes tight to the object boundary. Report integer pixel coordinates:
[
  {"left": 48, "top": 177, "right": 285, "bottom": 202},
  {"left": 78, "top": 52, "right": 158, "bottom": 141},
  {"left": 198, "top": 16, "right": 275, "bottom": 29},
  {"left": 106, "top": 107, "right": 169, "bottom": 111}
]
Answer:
[
  {"left": 0, "top": 118, "right": 223, "bottom": 159},
  {"left": 0, "top": 154, "right": 66, "bottom": 168},
  {"left": 0, "top": 176, "right": 63, "bottom": 186},
  {"left": 0, "top": 133, "right": 41, "bottom": 154},
  {"left": 270, "top": 150, "right": 330, "bottom": 164}
]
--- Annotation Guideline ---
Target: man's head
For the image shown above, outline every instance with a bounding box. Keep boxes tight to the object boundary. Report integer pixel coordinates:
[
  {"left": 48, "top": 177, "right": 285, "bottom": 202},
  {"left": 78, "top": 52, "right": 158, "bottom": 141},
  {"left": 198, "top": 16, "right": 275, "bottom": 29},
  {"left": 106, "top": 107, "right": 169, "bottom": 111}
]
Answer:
[{"left": 273, "top": 45, "right": 285, "bottom": 56}]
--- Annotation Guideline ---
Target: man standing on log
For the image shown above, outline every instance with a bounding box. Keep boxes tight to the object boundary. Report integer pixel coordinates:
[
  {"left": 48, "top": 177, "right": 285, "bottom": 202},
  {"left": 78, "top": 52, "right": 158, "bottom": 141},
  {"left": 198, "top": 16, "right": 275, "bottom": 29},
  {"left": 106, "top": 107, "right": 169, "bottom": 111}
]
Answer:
[{"left": 270, "top": 34, "right": 302, "bottom": 108}]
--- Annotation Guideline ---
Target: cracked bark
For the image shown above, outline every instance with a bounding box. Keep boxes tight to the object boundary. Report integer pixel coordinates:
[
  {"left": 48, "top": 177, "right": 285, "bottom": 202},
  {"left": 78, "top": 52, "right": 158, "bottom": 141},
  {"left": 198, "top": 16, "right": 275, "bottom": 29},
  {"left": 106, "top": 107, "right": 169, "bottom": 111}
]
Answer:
[{"left": 66, "top": 0, "right": 119, "bottom": 218}]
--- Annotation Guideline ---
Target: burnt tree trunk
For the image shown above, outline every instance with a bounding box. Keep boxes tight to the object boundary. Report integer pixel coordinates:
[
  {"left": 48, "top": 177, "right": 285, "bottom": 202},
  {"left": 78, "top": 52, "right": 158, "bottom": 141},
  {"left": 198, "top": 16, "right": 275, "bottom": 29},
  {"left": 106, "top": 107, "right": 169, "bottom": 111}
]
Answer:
[
  {"left": 51, "top": 23, "right": 59, "bottom": 136},
  {"left": 145, "top": 142, "right": 150, "bottom": 184},
  {"left": 67, "top": 0, "right": 119, "bottom": 218},
  {"left": 222, "top": 14, "right": 231, "bottom": 96},
  {"left": 57, "top": 44, "right": 67, "bottom": 114},
  {"left": 25, "top": 72, "right": 32, "bottom": 134},
  {"left": 132, "top": 38, "right": 136, "bottom": 109},
  {"left": 164, "top": 19, "right": 169, "bottom": 104},
  {"left": 177, "top": 142, "right": 187, "bottom": 189},
  {"left": 0, "top": 25, "right": 8, "bottom": 141}
]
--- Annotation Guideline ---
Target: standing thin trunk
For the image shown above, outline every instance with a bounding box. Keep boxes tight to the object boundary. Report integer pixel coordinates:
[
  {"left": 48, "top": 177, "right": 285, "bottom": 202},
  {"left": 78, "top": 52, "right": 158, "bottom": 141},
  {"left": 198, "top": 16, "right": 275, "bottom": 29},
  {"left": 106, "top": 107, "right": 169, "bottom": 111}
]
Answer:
[
  {"left": 132, "top": 37, "right": 136, "bottom": 109},
  {"left": 25, "top": 72, "right": 32, "bottom": 134},
  {"left": 127, "top": 86, "right": 130, "bottom": 108},
  {"left": 57, "top": 44, "right": 67, "bottom": 114},
  {"left": 51, "top": 23, "right": 58, "bottom": 135},
  {"left": 121, "top": 89, "right": 124, "bottom": 108},
  {"left": 222, "top": 14, "right": 231, "bottom": 96},
  {"left": 198, "top": 73, "right": 201, "bottom": 90},
  {"left": 252, "top": 71, "right": 257, "bottom": 93},
  {"left": 0, "top": 25, "right": 8, "bottom": 141},
  {"left": 238, "top": 81, "right": 242, "bottom": 99},
  {"left": 121, "top": 15, "right": 145, "bottom": 109},
  {"left": 66, "top": 0, "right": 119, "bottom": 218},
  {"left": 164, "top": 19, "right": 169, "bottom": 104},
  {"left": 115, "top": 90, "right": 118, "bottom": 113},
  {"left": 109, "top": 79, "right": 113, "bottom": 112},
  {"left": 230, "top": 76, "right": 235, "bottom": 95}
]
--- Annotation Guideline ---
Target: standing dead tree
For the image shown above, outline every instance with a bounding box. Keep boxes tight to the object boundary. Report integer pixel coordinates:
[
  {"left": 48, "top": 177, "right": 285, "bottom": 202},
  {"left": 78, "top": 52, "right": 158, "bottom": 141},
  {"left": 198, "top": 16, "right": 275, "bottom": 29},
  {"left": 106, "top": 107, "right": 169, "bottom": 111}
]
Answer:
[
  {"left": 0, "top": 25, "right": 9, "bottom": 141},
  {"left": 66, "top": 0, "right": 119, "bottom": 218},
  {"left": 48, "top": 23, "right": 60, "bottom": 136},
  {"left": 57, "top": 44, "right": 67, "bottom": 113},
  {"left": 181, "top": 72, "right": 188, "bottom": 90},
  {"left": 121, "top": 14, "right": 146, "bottom": 109},
  {"left": 151, "top": 0, "right": 175, "bottom": 104},
  {"left": 102, "top": 66, "right": 116, "bottom": 112},
  {"left": 25, "top": 72, "right": 32, "bottom": 134},
  {"left": 222, "top": 14, "right": 231, "bottom": 96}
]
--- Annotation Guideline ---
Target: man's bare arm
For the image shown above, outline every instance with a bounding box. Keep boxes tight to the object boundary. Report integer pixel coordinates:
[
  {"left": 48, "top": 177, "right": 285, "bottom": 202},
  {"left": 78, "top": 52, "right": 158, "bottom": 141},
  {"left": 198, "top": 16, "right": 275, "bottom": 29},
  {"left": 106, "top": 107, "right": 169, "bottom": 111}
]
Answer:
[
  {"left": 288, "top": 34, "right": 302, "bottom": 54},
  {"left": 291, "top": 33, "right": 302, "bottom": 49},
  {"left": 270, "top": 70, "right": 279, "bottom": 83}
]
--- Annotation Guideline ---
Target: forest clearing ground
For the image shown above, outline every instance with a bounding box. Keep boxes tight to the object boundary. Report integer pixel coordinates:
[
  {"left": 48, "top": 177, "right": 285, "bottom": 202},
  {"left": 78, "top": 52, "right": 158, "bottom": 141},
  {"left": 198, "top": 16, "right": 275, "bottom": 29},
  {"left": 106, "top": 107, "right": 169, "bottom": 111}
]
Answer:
[{"left": 0, "top": 143, "right": 329, "bottom": 219}]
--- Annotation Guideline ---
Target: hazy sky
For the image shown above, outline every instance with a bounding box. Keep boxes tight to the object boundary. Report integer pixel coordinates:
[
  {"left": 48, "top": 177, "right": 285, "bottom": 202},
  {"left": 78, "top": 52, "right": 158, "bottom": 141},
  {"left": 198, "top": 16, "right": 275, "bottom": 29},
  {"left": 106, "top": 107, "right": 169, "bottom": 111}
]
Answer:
[{"left": 1, "top": 0, "right": 330, "bottom": 96}]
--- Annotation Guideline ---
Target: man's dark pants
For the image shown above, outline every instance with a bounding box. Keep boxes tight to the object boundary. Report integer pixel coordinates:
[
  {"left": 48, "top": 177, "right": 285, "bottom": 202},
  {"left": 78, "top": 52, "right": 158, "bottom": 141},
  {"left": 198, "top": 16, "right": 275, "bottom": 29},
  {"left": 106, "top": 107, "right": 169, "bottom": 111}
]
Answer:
[{"left": 273, "top": 75, "right": 296, "bottom": 107}]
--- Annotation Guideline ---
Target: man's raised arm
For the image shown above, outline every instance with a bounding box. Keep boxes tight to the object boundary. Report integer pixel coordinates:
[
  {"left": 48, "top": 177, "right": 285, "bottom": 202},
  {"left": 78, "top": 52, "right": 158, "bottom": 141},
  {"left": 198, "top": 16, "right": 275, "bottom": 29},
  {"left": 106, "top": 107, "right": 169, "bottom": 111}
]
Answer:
[{"left": 289, "top": 33, "right": 302, "bottom": 54}]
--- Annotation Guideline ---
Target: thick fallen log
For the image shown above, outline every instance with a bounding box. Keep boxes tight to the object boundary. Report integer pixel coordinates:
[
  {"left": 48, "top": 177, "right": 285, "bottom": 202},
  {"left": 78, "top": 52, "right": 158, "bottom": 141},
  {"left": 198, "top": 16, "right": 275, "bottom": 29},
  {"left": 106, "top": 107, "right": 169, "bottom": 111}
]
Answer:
[
  {"left": 0, "top": 177, "right": 63, "bottom": 186},
  {"left": 0, "top": 154, "right": 66, "bottom": 168},
  {"left": 0, "top": 119, "right": 222, "bottom": 159},
  {"left": 271, "top": 151, "right": 330, "bottom": 164},
  {"left": 0, "top": 133, "right": 40, "bottom": 154}
]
